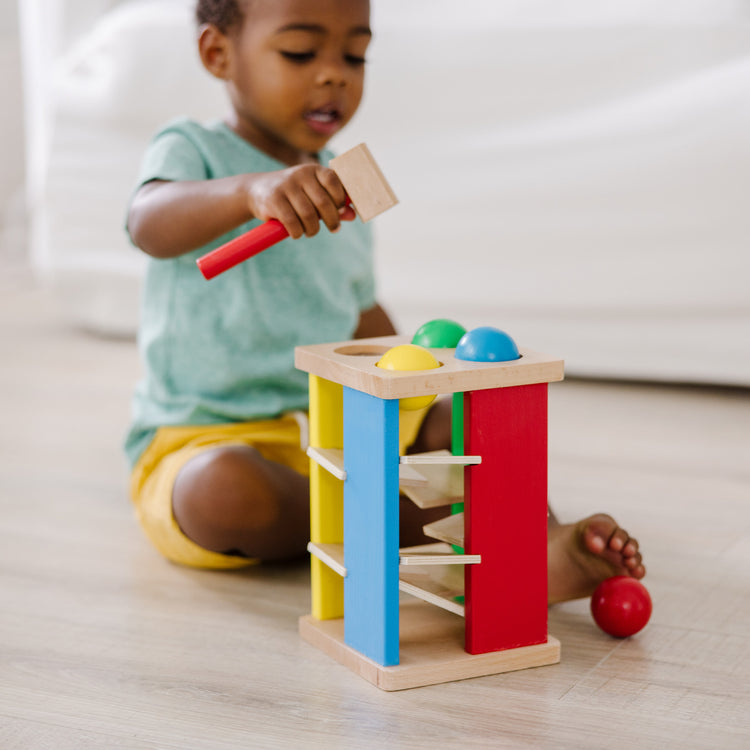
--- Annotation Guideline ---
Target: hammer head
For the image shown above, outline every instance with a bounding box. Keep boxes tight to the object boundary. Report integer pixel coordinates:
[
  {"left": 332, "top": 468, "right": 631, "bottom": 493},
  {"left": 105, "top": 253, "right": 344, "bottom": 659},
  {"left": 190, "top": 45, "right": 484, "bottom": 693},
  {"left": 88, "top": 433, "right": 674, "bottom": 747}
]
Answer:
[{"left": 329, "top": 143, "right": 399, "bottom": 223}]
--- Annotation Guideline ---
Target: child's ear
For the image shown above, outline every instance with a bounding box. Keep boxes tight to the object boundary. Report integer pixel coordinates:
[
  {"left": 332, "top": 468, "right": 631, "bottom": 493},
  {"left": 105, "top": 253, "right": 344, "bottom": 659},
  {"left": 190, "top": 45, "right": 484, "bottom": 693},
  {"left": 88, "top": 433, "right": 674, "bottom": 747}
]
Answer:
[{"left": 198, "top": 24, "right": 232, "bottom": 80}]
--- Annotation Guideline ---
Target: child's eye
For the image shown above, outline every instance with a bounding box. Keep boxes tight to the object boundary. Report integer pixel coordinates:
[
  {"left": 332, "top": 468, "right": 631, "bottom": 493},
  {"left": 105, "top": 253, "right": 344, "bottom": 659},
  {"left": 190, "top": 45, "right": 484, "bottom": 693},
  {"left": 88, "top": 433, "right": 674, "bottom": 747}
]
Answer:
[
  {"left": 345, "top": 55, "right": 367, "bottom": 66},
  {"left": 281, "top": 51, "right": 316, "bottom": 64}
]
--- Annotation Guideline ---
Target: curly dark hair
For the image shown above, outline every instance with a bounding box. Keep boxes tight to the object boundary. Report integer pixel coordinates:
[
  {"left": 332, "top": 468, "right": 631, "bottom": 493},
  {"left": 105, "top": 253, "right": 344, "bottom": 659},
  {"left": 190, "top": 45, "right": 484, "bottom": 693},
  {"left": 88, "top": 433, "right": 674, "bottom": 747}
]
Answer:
[{"left": 196, "top": 0, "right": 246, "bottom": 33}]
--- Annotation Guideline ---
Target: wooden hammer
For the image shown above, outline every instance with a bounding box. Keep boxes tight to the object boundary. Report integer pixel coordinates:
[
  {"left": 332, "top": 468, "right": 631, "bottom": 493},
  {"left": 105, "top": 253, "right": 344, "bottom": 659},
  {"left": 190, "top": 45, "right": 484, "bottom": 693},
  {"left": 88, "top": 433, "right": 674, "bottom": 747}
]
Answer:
[{"left": 196, "top": 143, "right": 398, "bottom": 280}]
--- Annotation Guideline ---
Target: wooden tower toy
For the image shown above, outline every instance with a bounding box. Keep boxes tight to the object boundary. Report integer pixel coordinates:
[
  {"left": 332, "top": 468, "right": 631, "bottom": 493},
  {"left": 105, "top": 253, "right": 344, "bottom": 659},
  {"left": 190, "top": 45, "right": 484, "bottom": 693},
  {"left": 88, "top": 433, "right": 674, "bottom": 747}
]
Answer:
[{"left": 295, "top": 327, "right": 564, "bottom": 690}]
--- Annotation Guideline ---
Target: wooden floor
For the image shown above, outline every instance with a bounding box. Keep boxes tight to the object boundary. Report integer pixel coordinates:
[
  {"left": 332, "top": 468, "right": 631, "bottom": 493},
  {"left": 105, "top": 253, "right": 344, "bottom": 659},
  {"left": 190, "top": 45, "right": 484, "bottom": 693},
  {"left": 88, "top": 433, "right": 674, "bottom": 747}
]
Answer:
[{"left": 1, "top": 263, "right": 749, "bottom": 749}]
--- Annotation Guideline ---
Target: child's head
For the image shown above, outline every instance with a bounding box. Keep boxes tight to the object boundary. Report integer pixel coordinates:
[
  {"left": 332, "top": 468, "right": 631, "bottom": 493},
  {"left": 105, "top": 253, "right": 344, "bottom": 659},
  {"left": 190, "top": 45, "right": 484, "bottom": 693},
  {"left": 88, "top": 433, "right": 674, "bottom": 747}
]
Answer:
[
  {"left": 196, "top": 0, "right": 245, "bottom": 34},
  {"left": 197, "top": 0, "right": 371, "bottom": 165}
]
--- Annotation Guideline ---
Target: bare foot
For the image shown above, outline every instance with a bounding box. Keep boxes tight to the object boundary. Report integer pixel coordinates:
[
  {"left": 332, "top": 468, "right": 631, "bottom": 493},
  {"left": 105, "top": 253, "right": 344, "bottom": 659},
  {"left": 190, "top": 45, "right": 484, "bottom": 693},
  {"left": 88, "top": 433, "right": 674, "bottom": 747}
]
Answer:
[{"left": 547, "top": 513, "right": 645, "bottom": 604}]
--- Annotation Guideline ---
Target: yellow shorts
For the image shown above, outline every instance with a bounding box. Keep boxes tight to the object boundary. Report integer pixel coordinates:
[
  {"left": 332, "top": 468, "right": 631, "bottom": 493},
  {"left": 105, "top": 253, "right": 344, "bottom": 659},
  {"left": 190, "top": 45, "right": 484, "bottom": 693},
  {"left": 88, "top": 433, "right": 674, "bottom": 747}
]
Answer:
[{"left": 129, "top": 408, "right": 428, "bottom": 570}]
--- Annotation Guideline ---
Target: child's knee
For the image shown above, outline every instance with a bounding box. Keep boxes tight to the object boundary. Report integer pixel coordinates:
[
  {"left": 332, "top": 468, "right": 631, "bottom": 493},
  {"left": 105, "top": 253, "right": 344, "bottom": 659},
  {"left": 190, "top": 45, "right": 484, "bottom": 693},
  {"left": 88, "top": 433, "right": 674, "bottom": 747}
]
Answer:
[{"left": 173, "top": 445, "right": 283, "bottom": 540}]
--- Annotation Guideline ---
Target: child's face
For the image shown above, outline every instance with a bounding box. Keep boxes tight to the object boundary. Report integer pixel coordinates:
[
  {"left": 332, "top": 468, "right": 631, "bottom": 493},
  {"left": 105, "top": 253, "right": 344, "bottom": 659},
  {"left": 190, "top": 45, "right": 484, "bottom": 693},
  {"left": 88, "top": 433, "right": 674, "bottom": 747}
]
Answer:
[{"left": 222, "top": 0, "right": 371, "bottom": 164}]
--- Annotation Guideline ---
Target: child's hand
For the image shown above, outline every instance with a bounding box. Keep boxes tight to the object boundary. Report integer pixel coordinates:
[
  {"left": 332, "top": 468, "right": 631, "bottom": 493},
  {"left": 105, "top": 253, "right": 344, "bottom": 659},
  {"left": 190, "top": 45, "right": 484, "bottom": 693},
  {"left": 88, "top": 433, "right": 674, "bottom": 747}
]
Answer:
[{"left": 246, "top": 165, "right": 356, "bottom": 240}]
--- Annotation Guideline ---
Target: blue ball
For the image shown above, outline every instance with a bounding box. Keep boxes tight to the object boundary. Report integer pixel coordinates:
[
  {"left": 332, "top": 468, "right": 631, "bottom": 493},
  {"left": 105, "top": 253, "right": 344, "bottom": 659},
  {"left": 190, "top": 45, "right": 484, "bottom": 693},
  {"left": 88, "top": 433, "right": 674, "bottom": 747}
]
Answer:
[{"left": 455, "top": 326, "right": 520, "bottom": 362}]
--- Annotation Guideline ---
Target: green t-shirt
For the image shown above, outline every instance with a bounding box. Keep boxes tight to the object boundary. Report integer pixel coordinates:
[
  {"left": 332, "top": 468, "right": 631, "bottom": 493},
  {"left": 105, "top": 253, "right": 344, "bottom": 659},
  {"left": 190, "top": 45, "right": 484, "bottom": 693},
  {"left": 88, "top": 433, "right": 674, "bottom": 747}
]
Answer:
[{"left": 124, "top": 119, "right": 375, "bottom": 466}]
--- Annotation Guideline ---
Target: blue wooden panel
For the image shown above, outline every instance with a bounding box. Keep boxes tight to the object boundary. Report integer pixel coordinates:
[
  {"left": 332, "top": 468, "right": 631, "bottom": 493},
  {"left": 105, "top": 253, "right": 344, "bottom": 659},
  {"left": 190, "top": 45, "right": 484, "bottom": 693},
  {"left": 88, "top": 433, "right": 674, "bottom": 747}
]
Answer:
[{"left": 343, "top": 387, "right": 400, "bottom": 666}]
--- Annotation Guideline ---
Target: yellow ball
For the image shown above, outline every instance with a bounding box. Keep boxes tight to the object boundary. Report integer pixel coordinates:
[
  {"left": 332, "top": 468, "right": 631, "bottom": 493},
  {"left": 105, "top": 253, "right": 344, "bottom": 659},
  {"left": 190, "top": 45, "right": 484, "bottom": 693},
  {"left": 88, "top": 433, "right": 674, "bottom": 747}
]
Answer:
[{"left": 376, "top": 344, "right": 440, "bottom": 411}]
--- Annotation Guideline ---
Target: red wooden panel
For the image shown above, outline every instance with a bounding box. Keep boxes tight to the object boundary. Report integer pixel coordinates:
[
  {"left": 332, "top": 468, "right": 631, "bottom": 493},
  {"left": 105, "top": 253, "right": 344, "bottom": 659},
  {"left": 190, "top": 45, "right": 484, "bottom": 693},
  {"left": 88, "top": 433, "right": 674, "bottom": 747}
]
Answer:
[{"left": 464, "top": 384, "right": 549, "bottom": 654}]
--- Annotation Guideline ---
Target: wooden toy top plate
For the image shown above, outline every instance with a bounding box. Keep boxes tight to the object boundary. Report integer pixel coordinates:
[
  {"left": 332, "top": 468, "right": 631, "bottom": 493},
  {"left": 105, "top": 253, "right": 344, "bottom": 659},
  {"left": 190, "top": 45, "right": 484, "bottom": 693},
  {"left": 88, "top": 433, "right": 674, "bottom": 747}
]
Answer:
[{"left": 295, "top": 335, "right": 564, "bottom": 399}]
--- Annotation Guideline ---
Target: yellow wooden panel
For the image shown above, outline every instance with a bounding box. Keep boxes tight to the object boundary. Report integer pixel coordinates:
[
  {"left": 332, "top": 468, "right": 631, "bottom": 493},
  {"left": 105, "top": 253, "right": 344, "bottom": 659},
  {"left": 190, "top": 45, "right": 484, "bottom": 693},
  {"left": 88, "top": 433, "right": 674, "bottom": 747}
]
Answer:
[{"left": 309, "top": 375, "right": 344, "bottom": 620}]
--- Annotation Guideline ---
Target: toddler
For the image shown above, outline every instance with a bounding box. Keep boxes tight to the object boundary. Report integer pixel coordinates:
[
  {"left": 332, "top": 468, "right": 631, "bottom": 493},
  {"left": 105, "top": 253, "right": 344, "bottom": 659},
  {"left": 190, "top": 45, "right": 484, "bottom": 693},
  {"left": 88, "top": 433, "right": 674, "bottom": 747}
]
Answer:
[{"left": 126, "top": 0, "right": 645, "bottom": 601}]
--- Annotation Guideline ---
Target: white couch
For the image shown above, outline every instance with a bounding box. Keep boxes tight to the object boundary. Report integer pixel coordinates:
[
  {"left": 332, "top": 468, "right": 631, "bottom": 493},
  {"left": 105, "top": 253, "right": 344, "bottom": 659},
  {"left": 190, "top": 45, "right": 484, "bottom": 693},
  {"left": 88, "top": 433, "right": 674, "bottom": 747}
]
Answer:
[{"left": 21, "top": 0, "right": 750, "bottom": 384}]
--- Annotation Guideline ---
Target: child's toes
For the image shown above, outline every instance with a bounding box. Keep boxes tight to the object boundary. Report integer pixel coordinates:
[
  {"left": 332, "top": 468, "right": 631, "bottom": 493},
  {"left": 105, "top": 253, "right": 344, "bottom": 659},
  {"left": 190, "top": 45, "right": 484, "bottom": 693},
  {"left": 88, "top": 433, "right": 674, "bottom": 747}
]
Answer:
[
  {"left": 585, "top": 530, "right": 606, "bottom": 554},
  {"left": 624, "top": 554, "right": 640, "bottom": 570},
  {"left": 608, "top": 526, "right": 630, "bottom": 552},
  {"left": 580, "top": 514, "right": 617, "bottom": 554},
  {"left": 622, "top": 548, "right": 645, "bottom": 577},
  {"left": 622, "top": 537, "right": 639, "bottom": 557}
]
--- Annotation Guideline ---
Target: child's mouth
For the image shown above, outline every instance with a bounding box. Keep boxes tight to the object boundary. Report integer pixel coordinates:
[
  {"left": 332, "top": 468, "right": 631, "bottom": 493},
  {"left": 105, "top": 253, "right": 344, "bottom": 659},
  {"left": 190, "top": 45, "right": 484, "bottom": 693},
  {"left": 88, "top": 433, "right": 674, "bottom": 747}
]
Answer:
[{"left": 304, "top": 107, "right": 342, "bottom": 136}]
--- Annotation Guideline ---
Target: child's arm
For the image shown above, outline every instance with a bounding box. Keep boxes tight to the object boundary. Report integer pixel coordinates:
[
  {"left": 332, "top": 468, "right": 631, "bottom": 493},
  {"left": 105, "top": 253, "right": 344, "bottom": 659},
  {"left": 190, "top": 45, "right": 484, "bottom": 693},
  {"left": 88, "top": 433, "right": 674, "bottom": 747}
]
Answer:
[
  {"left": 127, "top": 164, "right": 355, "bottom": 259},
  {"left": 354, "top": 303, "right": 397, "bottom": 339}
]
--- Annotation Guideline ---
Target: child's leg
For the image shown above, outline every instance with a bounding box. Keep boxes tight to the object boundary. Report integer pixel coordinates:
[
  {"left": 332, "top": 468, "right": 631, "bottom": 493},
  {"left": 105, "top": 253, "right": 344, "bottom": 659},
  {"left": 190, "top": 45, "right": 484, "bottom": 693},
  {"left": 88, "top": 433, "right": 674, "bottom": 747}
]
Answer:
[
  {"left": 172, "top": 444, "right": 448, "bottom": 560},
  {"left": 168, "top": 399, "right": 647, "bottom": 589},
  {"left": 409, "top": 399, "right": 647, "bottom": 603},
  {"left": 547, "top": 511, "right": 645, "bottom": 603},
  {"left": 172, "top": 444, "right": 311, "bottom": 561}
]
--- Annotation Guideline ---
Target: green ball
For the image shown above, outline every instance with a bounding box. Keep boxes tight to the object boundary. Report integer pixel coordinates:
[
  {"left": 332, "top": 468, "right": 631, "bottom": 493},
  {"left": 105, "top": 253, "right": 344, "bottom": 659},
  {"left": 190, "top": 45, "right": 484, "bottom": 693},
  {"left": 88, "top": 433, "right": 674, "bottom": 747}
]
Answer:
[{"left": 412, "top": 319, "right": 467, "bottom": 348}]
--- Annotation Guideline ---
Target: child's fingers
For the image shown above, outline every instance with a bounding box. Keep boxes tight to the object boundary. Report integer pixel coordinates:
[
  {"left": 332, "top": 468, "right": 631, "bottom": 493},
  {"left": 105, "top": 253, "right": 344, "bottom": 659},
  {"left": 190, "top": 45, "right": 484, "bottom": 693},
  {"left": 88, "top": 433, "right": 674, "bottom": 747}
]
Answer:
[
  {"left": 285, "top": 168, "right": 348, "bottom": 236},
  {"left": 252, "top": 165, "right": 351, "bottom": 239},
  {"left": 316, "top": 167, "right": 350, "bottom": 226},
  {"left": 302, "top": 173, "right": 344, "bottom": 234},
  {"left": 316, "top": 167, "right": 348, "bottom": 201},
  {"left": 270, "top": 198, "right": 306, "bottom": 240},
  {"left": 283, "top": 190, "right": 320, "bottom": 239}
]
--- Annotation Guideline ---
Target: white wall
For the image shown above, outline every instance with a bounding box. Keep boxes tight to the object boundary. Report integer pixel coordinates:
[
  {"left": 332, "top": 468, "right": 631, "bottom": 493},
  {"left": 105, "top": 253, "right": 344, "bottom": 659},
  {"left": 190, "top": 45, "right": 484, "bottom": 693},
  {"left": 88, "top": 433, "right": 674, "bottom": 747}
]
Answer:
[{"left": 0, "top": 1, "right": 24, "bottom": 229}]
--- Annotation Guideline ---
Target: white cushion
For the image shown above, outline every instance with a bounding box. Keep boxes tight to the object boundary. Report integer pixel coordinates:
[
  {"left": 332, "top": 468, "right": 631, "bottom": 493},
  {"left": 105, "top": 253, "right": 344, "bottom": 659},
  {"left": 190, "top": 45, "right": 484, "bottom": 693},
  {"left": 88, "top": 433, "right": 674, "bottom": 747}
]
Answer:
[{"left": 31, "top": 0, "right": 750, "bottom": 382}]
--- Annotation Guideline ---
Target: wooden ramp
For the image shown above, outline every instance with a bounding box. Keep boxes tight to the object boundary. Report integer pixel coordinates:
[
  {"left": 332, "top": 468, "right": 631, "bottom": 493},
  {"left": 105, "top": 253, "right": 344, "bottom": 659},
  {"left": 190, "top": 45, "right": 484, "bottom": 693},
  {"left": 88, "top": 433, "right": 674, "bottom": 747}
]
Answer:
[{"left": 422, "top": 513, "right": 465, "bottom": 548}]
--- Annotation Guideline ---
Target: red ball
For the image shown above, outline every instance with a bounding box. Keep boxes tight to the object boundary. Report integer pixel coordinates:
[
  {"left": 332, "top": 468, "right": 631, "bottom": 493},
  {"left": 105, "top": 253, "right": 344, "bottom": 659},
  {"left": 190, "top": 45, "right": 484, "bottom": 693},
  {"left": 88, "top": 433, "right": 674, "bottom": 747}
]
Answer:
[{"left": 590, "top": 576, "right": 652, "bottom": 638}]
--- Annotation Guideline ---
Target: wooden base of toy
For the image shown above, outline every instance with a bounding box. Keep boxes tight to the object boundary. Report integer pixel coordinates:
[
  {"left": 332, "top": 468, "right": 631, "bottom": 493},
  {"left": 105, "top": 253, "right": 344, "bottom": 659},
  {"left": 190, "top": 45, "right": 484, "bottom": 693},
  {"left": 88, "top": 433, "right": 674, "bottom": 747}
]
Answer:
[{"left": 299, "top": 601, "right": 560, "bottom": 691}]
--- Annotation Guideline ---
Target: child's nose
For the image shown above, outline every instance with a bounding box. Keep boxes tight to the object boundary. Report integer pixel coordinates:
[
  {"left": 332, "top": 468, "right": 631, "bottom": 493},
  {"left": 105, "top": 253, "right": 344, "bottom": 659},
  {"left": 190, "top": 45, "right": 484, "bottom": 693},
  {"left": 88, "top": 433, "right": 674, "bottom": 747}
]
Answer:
[{"left": 315, "top": 56, "right": 349, "bottom": 87}]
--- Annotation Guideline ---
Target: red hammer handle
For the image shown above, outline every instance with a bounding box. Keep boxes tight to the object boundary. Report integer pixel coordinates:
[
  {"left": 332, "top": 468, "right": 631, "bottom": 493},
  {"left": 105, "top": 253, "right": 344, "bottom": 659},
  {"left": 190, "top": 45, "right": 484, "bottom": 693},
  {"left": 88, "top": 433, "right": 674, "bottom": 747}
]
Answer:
[{"left": 196, "top": 219, "right": 289, "bottom": 280}]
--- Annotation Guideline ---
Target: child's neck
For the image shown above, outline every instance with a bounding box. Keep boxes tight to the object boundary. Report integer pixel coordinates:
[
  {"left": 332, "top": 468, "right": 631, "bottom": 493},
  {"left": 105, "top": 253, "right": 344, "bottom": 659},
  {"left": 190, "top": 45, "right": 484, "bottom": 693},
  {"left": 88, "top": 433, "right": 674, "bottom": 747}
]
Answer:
[{"left": 224, "top": 114, "right": 322, "bottom": 167}]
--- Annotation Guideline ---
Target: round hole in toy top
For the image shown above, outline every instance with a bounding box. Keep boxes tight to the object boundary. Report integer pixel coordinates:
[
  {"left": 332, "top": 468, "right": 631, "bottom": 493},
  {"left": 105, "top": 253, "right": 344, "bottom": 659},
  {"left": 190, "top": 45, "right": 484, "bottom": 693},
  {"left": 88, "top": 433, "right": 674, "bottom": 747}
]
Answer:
[{"left": 334, "top": 344, "right": 392, "bottom": 357}]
